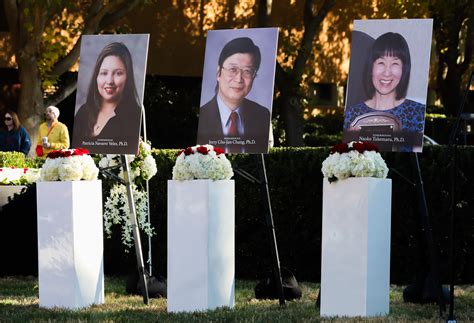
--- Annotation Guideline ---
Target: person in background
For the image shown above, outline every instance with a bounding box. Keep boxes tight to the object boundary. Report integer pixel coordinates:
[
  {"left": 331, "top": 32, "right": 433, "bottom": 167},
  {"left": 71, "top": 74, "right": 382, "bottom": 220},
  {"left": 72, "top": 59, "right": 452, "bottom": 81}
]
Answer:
[
  {"left": 36, "top": 106, "right": 70, "bottom": 157},
  {"left": 0, "top": 110, "right": 31, "bottom": 155}
]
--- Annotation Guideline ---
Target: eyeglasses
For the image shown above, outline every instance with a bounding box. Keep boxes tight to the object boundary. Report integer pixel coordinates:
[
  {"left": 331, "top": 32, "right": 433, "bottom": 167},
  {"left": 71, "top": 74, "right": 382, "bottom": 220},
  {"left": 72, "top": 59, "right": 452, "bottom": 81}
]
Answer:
[
  {"left": 4, "top": 117, "right": 12, "bottom": 121},
  {"left": 221, "top": 66, "right": 256, "bottom": 79}
]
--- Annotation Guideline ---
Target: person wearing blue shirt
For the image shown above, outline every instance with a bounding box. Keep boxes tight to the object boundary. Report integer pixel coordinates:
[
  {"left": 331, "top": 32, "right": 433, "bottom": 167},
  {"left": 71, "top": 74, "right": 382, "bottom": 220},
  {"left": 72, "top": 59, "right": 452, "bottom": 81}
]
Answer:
[{"left": 0, "top": 110, "right": 31, "bottom": 155}]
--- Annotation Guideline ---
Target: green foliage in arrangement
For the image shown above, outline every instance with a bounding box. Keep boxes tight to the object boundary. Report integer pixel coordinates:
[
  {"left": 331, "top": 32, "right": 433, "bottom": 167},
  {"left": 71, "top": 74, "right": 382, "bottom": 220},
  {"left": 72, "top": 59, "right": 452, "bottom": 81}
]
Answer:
[
  {"left": 24, "top": 157, "right": 45, "bottom": 169},
  {"left": 0, "top": 276, "right": 473, "bottom": 321},
  {"left": 0, "top": 152, "right": 27, "bottom": 168},
  {"left": 0, "top": 152, "right": 44, "bottom": 169}
]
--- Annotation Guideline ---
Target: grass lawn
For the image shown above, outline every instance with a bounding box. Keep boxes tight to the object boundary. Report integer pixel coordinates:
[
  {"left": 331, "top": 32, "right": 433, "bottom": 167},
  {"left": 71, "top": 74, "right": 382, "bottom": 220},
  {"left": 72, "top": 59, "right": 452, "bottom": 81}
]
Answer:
[{"left": 0, "top": 276, "right": 473, "bottom": 322}]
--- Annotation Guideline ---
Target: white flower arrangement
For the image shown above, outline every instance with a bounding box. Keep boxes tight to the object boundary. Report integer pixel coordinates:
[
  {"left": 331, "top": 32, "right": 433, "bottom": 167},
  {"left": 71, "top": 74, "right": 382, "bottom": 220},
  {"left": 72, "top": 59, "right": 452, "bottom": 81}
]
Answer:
[
  {"left": 0, "top": 167, "right": 40, "bottom": 185},
  {"left": 39, "top": 149, "right": 99, "bottom": 181},
  {"left": 98, "top": 139, "right": 158, "bottom": 249},
  {"left": 321, "top": 141, "right": 388, "bottom": 183},
  {"left": 103, "top": 183, "right": 154, "bottom": 248},
  {"left": 98, "top": 140, "right": 157, "bottom": 184},
  {"left": 172, "top": 144, "right": 234, "bottom": 181}
]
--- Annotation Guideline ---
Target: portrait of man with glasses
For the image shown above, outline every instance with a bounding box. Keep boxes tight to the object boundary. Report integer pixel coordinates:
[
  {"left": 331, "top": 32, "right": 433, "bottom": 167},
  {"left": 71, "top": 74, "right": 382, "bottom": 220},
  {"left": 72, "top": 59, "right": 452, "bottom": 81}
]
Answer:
[{"left": 197, "top": 30, "right": 277, "bottom": 153}]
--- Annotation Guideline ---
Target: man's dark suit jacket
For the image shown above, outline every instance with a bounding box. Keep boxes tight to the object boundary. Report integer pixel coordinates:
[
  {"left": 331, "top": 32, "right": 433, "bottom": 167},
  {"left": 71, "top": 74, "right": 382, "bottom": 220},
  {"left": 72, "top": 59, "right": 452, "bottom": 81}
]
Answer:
[{"left": 197, "top": 95, "right": 271, "bottom": 153}]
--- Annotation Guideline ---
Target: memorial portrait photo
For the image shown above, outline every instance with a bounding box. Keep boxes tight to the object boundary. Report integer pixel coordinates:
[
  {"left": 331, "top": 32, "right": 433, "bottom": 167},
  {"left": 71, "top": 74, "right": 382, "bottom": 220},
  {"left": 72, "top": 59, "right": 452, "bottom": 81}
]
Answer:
[
  {"left": 197, "top": 28, "right": 278, "bottom": 153},
  {"left": 343, "top": 19, "right": 433, "bottom": 152},
  {"left": 71, "top": 34, "right": 149, "bottom": 154}
]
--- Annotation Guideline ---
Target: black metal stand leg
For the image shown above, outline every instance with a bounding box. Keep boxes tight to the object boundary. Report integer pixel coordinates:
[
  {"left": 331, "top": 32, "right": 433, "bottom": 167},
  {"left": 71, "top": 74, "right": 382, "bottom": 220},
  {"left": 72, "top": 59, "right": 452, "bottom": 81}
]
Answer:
[
  {"left": 443, "top": 71, "right": 473, "bottom": 322},
  {"left": 447, "top": 145, "right": 457, "bottom": 322},
  {"left": 121, "top": 155, "right": 149, "bottom": 305},
  {"left": 410, "top": 153, "right": 445, "bottom": 315},
  {"left": 256, "top": 154, "right": 285, "bottom": 306},
  {"left": 141, "top": 104, "right": 153, "bottom": 275}
]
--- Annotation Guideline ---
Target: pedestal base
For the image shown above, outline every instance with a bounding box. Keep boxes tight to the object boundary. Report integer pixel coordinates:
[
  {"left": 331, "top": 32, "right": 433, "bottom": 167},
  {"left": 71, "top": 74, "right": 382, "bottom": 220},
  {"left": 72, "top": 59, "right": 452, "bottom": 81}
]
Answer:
[
  {"left": 37, "top": 180, "right": 104, "bottom": 309},
  {"left": 167, "top": 180, "right": 235, "bottom": 312},
  {"left": 321, "top": 177, "right": 392, "bottom": 317}
]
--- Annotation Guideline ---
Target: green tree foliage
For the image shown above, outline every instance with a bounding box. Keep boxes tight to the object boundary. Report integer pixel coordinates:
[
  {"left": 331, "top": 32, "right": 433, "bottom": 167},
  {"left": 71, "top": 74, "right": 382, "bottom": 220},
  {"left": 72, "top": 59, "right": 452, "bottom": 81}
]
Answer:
[
  {"left": 4, "top": 0, "right": 147, "bottom": 154},
  {"left": 4, "top": 0, "right": 472, "bottom": 150}
]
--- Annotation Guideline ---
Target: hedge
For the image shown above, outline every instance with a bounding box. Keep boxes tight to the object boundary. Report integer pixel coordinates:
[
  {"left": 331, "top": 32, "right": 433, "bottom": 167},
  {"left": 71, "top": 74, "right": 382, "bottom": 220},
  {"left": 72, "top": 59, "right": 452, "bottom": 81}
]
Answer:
[
  {"left": 1, "top": 146, "right": 473, "bottom": 284},
  {"left": 0, "top": 151, "right": 44, "bottom": 168},
  {"left": 0, "top": 151, "right": 27, "bottom": 167}
]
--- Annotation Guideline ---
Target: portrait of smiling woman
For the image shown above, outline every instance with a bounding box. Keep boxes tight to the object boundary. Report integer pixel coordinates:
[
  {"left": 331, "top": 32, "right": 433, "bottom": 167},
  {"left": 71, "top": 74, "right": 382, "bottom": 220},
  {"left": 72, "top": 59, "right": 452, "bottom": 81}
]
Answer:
[
  {"left": 343, "top": 30, "right": 428, "bottom": 152},
  {"left": 72, "top": 40, "right": 144, "bottom": 154}
]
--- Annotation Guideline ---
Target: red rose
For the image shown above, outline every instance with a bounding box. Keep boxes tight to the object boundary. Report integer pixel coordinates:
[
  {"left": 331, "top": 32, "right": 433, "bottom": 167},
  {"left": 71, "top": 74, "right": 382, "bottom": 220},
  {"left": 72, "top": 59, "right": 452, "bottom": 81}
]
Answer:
[
  {"left": 363, "top": 142, "right": 379, "bottom": 152},
  {"left": 47, "top": 150, "right": 60, "bottom": 159},
  {"left": 214, "top": 147, "right": 225, "bottom": 155},
  {"left": 331, "top": 143, "right": 349, "bottom": 154},
  {"left": 23, "top": 168, "right": 28, "bottom": 174},
  {"left": 184, "top": 147, "right": 194, "bottom": 156},
  {"left": 352, "top": 142, "right": 366, "bottom": 153},
  {"left": 197, "top": 146, "right": 209, "bottom": 155},
  {"left": 73, "top": 148, "right": 89, "bottom": 156}
]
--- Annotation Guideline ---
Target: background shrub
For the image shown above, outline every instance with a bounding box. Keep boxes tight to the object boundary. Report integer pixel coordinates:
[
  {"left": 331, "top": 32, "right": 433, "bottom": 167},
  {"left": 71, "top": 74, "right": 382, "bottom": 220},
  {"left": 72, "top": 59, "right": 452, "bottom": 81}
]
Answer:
[
  {"left": 0, "top": 151, "right": 26, "bottom": 167},
  {"left": 1, "top": 146, "right": 473, "bottom": 284},
  {"left": 143, "top": 146, "right": 474, "bottom": 284}
]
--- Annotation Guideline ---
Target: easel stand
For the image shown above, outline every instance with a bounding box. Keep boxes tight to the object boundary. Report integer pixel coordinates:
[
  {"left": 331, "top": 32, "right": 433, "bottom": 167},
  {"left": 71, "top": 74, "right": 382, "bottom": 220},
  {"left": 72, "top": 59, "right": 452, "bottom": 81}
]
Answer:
[
  {"left": 410, "top": 153, "right": 445, "bottom": 316},
  {"left": 444, "top": 71, "right": 473, "bottom": 323},
  {"left": 120, "top": 155, "right": 150, "bottom": 305},
  {"left": 141, "top": 104, "right": 153, "bottom": 275},
  {"left": 100, "top": 156, "right": 150, "bottom": 305},
  {"left": 99, "top": 106, "right": 151, "bottom": 304},
  {"left": 233, "top": 153, "right": 285, "bottom": 306},
  {"left": 447, "top": 145, "right": 456, "bottom": 323}
]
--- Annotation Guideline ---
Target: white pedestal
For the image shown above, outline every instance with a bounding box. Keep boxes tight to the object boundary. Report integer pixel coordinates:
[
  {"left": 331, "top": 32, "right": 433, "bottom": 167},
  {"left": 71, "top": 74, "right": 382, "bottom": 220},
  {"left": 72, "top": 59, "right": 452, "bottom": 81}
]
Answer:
[
  {"left": 167, "top": 180, "right": 235, "bottom": 313},
  {"left": 37, "top": 180, "right": 104, "bottom": 309},
  {"left": 321, "top": 177, "right": 392, "bottom": 317}
]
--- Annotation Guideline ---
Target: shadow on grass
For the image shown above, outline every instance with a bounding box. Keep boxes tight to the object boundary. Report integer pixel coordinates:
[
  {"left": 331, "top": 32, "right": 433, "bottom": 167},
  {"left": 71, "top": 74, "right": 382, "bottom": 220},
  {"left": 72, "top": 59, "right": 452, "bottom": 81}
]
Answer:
[{"left": 0, "top": 277, "right": 472, "bottom": 322}]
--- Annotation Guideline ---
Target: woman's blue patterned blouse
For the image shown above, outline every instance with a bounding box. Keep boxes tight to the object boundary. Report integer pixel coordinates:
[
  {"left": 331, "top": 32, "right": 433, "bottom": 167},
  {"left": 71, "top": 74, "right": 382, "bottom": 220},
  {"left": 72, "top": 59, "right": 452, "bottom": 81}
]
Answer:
[{"left": 343, "top": 99, "right": 426, "bottom": 132}]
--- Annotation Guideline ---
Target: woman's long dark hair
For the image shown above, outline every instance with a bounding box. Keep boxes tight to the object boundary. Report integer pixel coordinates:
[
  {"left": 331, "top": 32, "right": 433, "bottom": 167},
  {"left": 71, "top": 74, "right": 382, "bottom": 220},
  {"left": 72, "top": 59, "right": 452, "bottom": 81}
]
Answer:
[
  {"left": 83, "top": 42, "right": 141, "bottom": 136},
  {"left": 3, "top": 110, "right": 20, "bottom": 131}
]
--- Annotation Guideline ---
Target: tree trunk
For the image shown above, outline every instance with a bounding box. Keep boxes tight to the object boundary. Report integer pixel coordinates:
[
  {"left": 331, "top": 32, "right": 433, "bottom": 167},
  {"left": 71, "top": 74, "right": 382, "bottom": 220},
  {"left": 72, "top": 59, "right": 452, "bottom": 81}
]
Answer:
[
  {"left": 5, "top": 0, "right": 47, "bottom": 156},
  {"left": 440, "top": 68, "right": 463, "bottom": 117},
  {"left": 258, "top": 0, "right": 335, "bottom": 146},
  {"left": 280, "top": 93, "right": 305, "bottom": 146},
  {"left": 432, "top": 1, "right": 473, "bottom": 116},
  {"left": 17, "top": 57, "right": 44, "bottom": 155}
]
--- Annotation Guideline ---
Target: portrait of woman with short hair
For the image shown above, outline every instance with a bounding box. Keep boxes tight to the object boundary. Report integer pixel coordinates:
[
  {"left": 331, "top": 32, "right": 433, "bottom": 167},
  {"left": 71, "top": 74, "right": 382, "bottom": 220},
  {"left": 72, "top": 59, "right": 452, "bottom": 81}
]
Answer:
[{"left": 343, "top": 20, "right": 432, "bottom": 152}]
